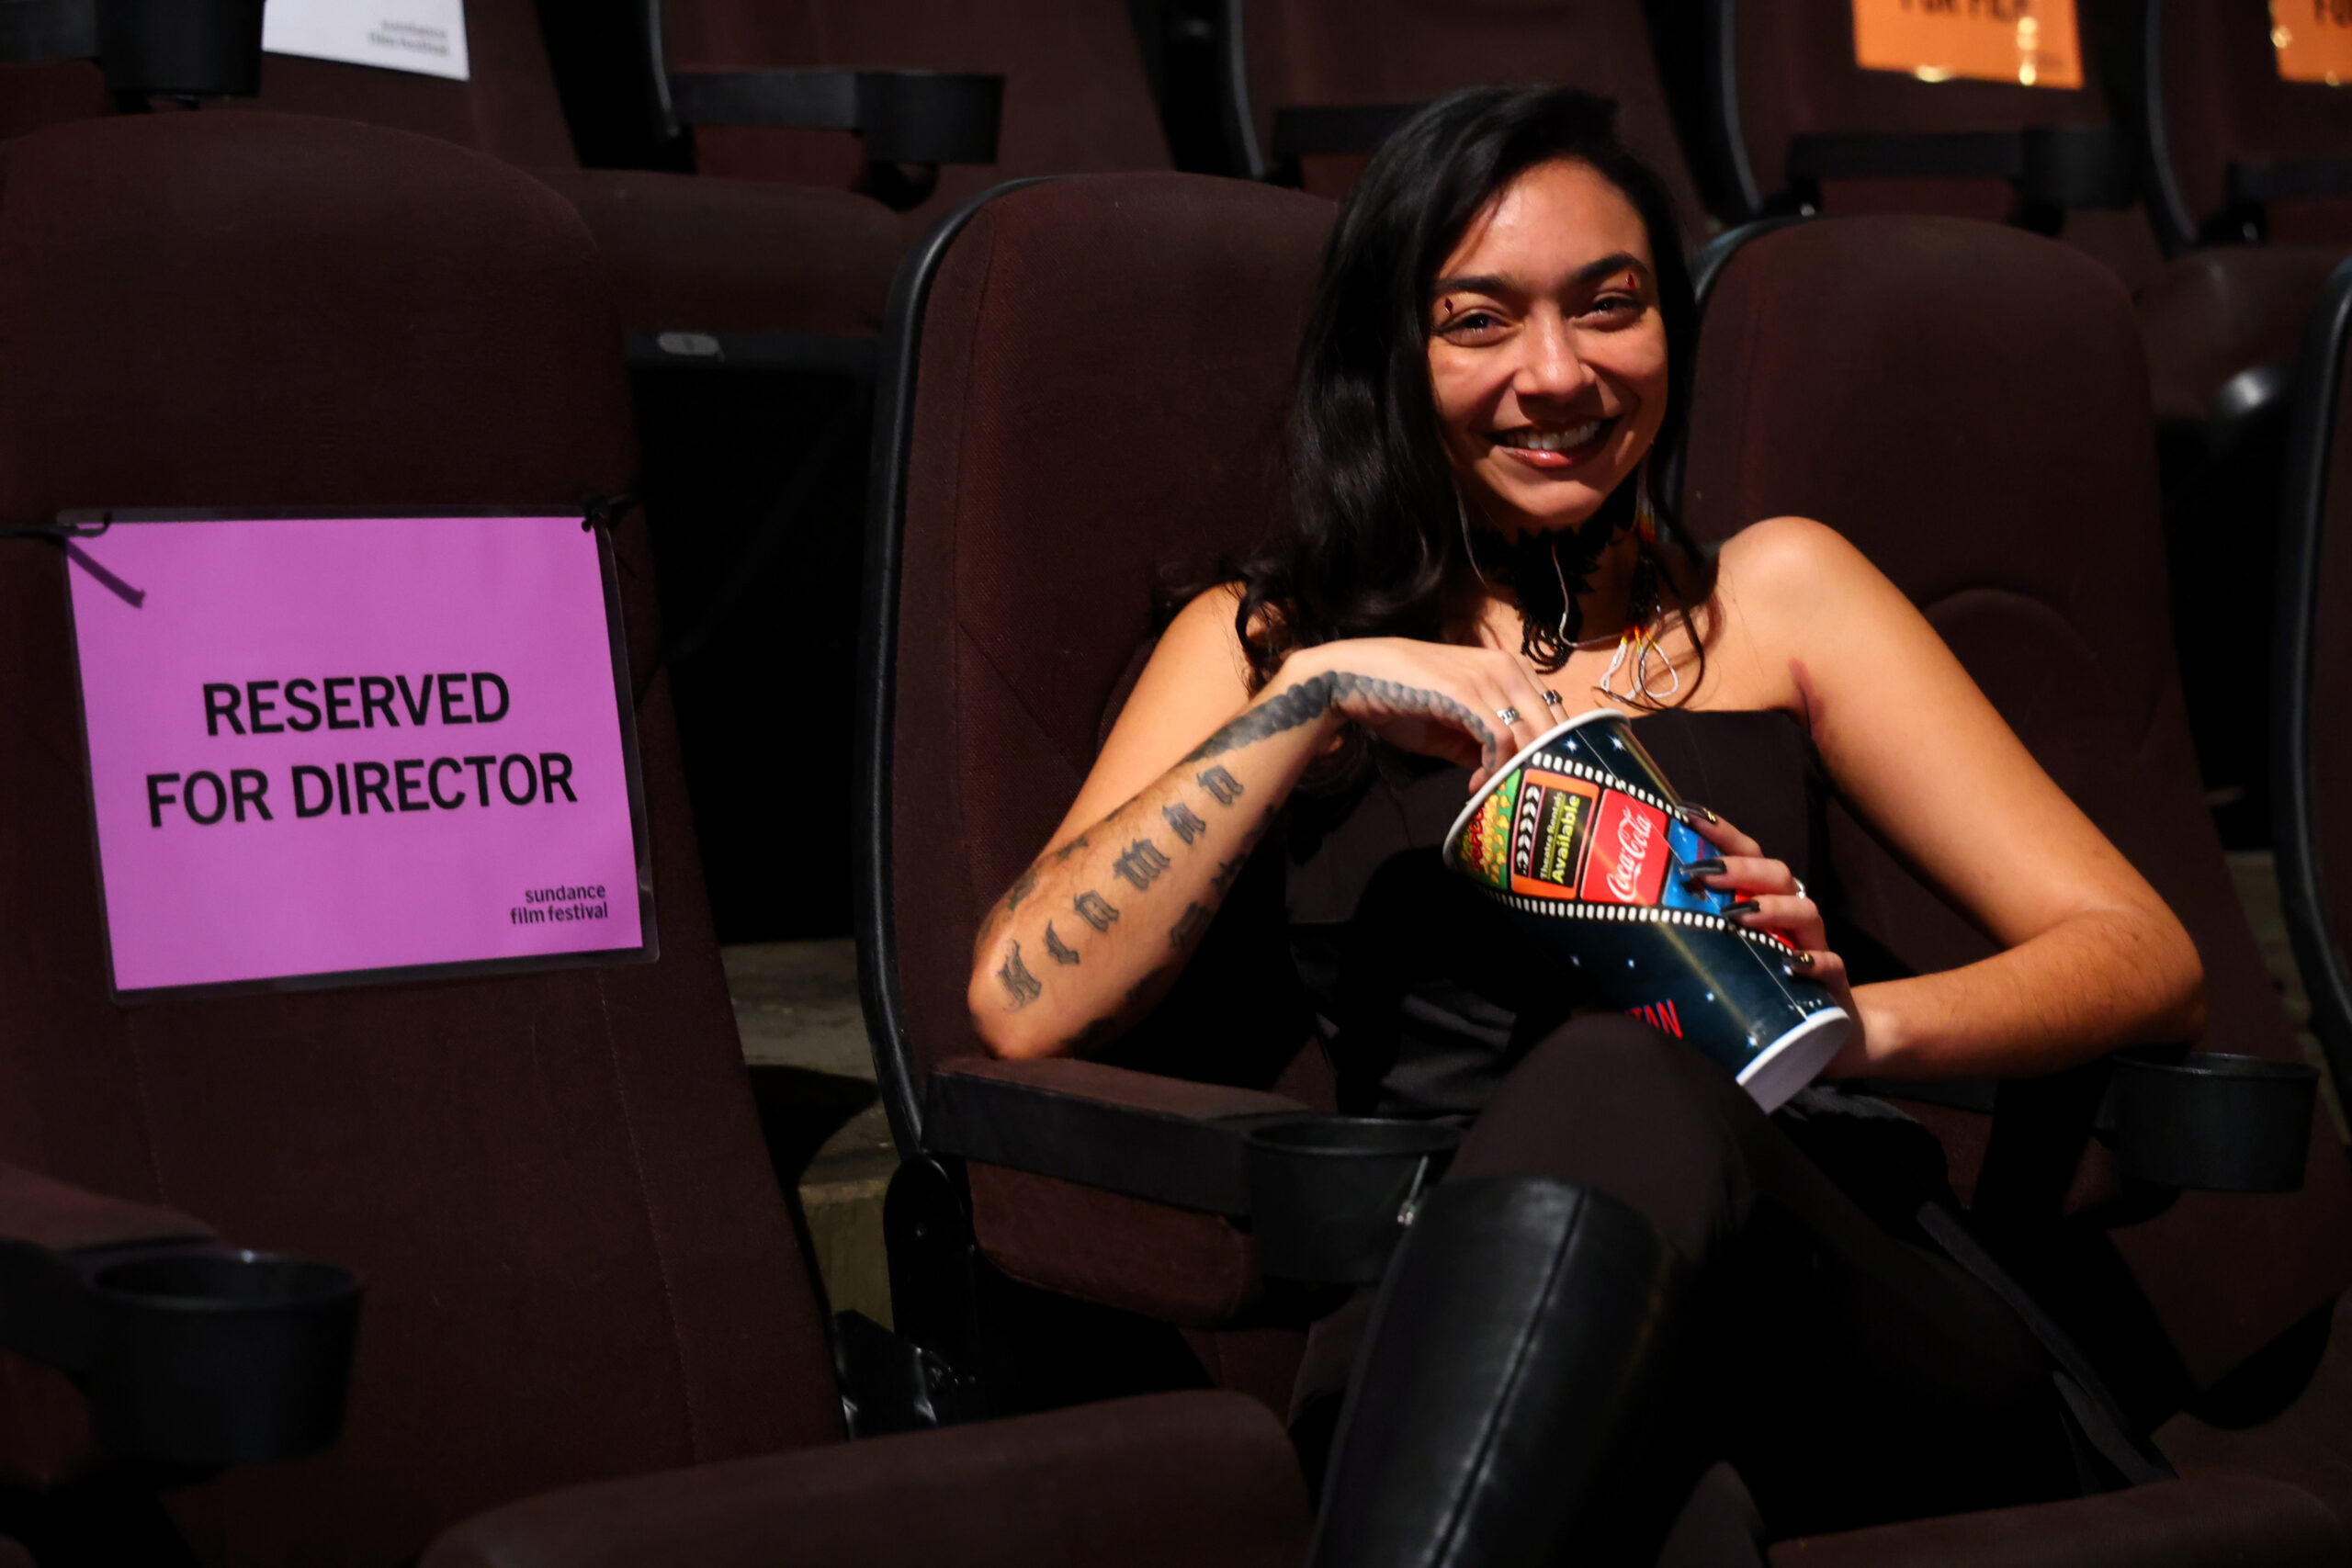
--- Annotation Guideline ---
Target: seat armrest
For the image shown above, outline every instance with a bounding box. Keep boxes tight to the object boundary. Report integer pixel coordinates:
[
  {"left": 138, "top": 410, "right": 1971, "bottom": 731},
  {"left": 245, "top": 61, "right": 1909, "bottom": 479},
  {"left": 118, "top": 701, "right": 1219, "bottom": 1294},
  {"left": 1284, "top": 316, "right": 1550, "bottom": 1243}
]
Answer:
[
  {"left": 422, "top": 1389, "right": 1312, "bottom": 1568},
  {"left": 0, "top": 1161, "right": 212, "bottom": 1371},
  {"left": 922, "top": 1055, "right": 1306, "bottom": 1215},
  {"left": 1787, "top": 127, "right": 2134, "bottom": 209},
  {"left": 0, "top": 1162, "right": 211, "bottom": 1255},
  {"left": 664, "top": 68, "right": 1002, "bottom": 165},
  {"left": 2229, "top": 159, "right": 2352, "bottom": 208},
  {"left": 0, "top": 1159, "right": 358, "bottom": 1466}
]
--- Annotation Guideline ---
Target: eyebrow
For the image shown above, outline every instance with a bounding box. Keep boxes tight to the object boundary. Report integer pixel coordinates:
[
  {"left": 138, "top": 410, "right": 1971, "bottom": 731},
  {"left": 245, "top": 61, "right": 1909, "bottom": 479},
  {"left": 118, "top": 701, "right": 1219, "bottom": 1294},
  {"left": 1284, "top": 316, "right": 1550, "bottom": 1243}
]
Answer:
[{"left": 1430, "top": 252, "right": 1652, "bottom": 301}]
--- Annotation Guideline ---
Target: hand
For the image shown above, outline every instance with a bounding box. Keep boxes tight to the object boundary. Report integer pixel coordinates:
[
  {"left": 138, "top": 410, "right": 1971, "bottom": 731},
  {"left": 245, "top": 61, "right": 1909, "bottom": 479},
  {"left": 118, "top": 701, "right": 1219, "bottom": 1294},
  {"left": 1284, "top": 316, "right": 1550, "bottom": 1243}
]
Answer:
[
  {"left": 1681, "top": 805, "right": 1864, "bottom": 1073},
  {"left": 1283, "top": 637, "right": 1566, "bottom": 790}
]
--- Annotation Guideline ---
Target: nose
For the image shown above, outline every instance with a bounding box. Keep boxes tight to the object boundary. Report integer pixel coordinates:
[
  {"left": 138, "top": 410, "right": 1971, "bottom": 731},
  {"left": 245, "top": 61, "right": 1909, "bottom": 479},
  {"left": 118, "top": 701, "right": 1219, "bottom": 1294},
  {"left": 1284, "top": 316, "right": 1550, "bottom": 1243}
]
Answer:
[{"left": 1514, "top": 312, "right": 1598, "bottom": 406}]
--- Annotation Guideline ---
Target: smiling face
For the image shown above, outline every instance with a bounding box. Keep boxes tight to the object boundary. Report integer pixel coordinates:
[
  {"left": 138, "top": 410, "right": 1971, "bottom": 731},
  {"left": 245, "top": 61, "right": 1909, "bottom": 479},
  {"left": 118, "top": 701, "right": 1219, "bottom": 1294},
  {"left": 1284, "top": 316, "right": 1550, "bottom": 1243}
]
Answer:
[{"left": 1427, "top": 159, "right": 1670, "bottom": 541}]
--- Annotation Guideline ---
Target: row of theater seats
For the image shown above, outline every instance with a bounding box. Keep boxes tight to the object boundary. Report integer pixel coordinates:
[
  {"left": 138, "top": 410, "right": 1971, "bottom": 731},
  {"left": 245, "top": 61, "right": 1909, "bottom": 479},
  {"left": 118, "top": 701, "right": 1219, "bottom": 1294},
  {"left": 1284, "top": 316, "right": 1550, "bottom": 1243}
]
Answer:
[
  {"left": 5, "top": 0, "right": 2339, "bottom": 935},
  {"left": 857, "top": 168, "right": 2352, "bottom": 1565},
  {"left": 8, "top": 91, "right": 2352, "bottom": 1565}
]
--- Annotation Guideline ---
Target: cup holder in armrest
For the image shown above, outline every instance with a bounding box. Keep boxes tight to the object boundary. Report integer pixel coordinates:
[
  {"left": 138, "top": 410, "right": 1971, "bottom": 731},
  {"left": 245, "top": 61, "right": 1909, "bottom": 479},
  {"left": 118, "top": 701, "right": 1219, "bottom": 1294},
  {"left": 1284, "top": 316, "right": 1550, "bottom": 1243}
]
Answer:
[
  {"left": 83, "top": 1249, "right": 361, "bottom": 1466},
  {"left": 2105, "top": 1055, "right": 2320, "bottom": 1194},
  {"left": 0, "top": 1244, "right": 365, "bottom": 1468},
  {"left": 1243, "top": 1117, "right": 1462, "bottom": 1286}
]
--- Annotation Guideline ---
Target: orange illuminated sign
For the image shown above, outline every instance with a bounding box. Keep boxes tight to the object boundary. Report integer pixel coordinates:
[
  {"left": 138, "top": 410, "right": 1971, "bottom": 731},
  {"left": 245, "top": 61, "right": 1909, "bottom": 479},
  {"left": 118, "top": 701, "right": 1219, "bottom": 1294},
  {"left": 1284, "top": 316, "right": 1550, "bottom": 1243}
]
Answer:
[
  {"left": 1852, "top": 0, "right": 2084, "bottom": 89},
  {"left": 2274, "top": 2, "right": 2352, "bottom": 86}
]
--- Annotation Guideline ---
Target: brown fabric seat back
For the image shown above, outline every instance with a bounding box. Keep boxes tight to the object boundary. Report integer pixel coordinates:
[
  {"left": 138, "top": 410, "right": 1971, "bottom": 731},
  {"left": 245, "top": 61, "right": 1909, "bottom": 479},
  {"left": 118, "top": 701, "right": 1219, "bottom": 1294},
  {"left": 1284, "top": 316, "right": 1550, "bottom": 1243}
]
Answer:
[
  {"left": 1681, "top": 212, "right": 2352, "bottom": 1395},
  {"left": 1238, "top": 0, "right": 1713, "bottom": 240},
  {"left": 1713, "top": 0, "right": 2165, "bottom": 290},
  {"left": 0, "top": 114, "right": 837, "bottom": 1565},
  {"left": 664, "top": 0, "right": 1170, "bottom": 229},
  {"left": 866, "top": 173, "right": 1331, "bottom": 1140},
  {"left": 2144, "top": 0, "right": 2352, "bottom": 248}
]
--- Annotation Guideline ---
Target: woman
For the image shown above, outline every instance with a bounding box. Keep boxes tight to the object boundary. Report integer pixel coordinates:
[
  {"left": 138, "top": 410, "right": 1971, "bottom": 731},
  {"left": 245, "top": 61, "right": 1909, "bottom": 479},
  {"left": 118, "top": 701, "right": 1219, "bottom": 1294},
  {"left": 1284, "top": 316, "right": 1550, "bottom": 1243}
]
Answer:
[{"left": 964, "top": 86, "right": 2202, "bottom": 1556}]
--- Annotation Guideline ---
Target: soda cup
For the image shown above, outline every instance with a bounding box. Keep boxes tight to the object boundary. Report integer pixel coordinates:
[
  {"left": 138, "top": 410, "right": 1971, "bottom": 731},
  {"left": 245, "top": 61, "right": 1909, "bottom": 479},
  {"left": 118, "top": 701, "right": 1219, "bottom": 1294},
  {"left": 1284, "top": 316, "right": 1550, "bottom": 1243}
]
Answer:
[{"left": 1440, "top": 707, "right": 1850, "bottom": 1111}]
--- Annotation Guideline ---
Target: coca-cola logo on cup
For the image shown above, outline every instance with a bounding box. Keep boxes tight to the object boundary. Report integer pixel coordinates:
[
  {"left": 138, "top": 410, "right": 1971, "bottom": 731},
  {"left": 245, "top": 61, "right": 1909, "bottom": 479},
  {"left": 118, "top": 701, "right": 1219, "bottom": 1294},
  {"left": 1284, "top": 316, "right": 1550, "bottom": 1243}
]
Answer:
[{"left": 1580, "top": 790, "right": 1669, "bottom": 907}]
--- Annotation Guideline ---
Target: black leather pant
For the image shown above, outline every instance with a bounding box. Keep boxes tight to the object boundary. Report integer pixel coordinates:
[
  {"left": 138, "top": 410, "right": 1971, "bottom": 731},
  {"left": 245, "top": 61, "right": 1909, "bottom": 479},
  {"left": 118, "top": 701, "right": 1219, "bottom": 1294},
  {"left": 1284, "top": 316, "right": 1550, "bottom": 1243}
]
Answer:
[{"left": 1293, "top": 1014, "right": 2082, "bottom": 1551}]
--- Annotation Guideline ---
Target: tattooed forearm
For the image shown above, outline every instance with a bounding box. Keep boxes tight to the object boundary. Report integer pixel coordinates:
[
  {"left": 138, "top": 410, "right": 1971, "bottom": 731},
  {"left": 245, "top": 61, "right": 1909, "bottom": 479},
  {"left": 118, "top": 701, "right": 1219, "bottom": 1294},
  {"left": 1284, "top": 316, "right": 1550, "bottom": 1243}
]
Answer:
[
  {"left": 1043, "top": 920, "right": 1080, "bottom": 965},
  {"left": 1162, "top": 801, "right": 1207, "bottom": 844},
  {"left": 1075, "top": 891, "right": 1120, "bottom": 931},
  {"left": 1111, "top": 839, "right": 1170, "bottom": 890},
  {"left": 1123, "top": 964, "right": 1175, "bottom": 1011},
  {"left": 996, "top": 942, "right": 1042, "bottom": 1009},
  {"left": 1004, "top": 864, "right": 1039, "bottom": 911},
  {"left": 1197, "top": 764, "right": 1243, "bottom": 805},
  {"left": 1182, "top": 671, "right": 1493, "bottom": 763},
  {"left": 1170, "top": 901, "right": 1210, "bottom": 951}
]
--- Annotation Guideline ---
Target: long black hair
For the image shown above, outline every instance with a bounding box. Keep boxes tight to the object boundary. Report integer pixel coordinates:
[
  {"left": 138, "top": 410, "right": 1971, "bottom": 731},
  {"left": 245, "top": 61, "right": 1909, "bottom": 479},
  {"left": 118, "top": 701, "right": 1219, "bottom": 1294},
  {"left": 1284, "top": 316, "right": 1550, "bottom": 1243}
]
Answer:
[{"left": 1235, "top": 85, "right": 1713, "bottom": 698}]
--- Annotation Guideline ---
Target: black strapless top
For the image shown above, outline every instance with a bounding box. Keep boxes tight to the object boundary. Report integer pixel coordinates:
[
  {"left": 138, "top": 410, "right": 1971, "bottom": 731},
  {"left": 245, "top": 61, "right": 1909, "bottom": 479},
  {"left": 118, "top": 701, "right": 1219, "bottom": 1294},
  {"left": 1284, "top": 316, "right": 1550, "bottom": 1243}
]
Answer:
[{"left": 1285, "top": 709, "right": 1833, "bottom": 1119}]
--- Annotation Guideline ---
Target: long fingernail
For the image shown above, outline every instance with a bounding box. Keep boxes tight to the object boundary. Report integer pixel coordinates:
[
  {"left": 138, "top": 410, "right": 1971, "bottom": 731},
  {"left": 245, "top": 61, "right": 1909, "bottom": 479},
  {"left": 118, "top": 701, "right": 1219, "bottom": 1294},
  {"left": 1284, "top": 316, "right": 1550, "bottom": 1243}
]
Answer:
[
  {"left": 1680, "top": 802, "right": 1720, "bottom": 824},
  {"left": 1792, "top": 951, "right": 1816, "bottom": 968},
  {"left": 1683, "top": 858, "right": 1726, "bottom": 879},
  {"left": 1723, "top": 899, "right": 1760, "bottom": 919}
]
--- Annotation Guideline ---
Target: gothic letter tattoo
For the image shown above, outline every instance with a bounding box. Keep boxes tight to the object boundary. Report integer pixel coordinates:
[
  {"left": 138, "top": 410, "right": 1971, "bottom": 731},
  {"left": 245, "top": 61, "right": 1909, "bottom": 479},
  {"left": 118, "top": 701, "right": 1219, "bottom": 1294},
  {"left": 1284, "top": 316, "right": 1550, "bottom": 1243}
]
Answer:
[
  {"left": 1197, "top": 765, "right": 1243, "bottom": 806},
  {"left": 1004, "top": 864, "right": 1039, "bottom": 911},
  {"left": 1043, "top": 920, "right": 1080, "bottom": 966},
  {"left": 1209, "top": 854, "right": 1245, "bottom": 897},
  {"left": 996, "top": 942, "right": 1042, "bottom": 1009},
  {"left": 1074, "top": 891, "right": 1120, "bottom": 931},
  {"left": 1111, "top": 838, "right": 1171, "bottom": 891},
  {"left": 1161, "top": 800, "right": 1208, "bottom": 845}
]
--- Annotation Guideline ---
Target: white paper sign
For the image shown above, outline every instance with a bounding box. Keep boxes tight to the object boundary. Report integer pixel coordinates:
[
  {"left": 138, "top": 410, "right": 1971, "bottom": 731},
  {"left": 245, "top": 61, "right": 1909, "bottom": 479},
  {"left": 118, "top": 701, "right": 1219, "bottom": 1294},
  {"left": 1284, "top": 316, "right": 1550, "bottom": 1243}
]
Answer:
[{"left": 262, "top": 0, "right": 469, "bottom": 82}]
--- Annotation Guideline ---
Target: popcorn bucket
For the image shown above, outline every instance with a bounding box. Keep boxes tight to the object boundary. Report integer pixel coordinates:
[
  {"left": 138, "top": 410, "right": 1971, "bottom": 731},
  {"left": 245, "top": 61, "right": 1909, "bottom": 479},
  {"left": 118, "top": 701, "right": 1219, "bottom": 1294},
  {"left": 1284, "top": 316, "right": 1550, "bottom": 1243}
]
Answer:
[{"left": 1440, "top": 707, "right": 1850, "bottom": 1111}]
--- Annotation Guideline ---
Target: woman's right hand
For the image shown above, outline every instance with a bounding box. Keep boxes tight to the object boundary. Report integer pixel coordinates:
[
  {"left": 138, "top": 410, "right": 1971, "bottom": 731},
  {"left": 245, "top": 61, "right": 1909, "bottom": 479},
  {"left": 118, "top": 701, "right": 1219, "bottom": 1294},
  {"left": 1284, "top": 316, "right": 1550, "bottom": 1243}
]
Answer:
[{"left": 1282, "top": 637, "right": 1566, "bottom": 789}]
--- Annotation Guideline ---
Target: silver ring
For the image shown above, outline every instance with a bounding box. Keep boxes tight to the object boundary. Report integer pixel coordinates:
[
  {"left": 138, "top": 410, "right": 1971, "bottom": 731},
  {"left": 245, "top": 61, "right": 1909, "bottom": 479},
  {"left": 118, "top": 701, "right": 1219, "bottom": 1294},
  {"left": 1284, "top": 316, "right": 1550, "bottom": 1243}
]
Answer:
[
  {"left": 1540, "top": 690, "right": 1565, "bottom": 706},
  {"left": 1496, "top": 706, "right": 1521, "bottom": 726}
]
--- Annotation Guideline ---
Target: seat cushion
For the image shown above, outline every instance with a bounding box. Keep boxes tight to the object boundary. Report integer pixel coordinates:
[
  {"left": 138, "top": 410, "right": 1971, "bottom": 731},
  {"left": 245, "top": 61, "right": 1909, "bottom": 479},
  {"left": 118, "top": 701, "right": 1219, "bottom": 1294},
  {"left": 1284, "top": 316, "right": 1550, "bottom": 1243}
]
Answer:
[
  {"left": 422, "top": 1390, "right": 1310, "bottom": 1568},
  {"left": 537, "top": 167, "right": 902, "bottom": 340},
  {"left": 2161, "top": 1292, "right": 2352, "bottom": 1536},
  {"left": 1769, "top": 1472, "right": 2344, "bottom": 1567}
]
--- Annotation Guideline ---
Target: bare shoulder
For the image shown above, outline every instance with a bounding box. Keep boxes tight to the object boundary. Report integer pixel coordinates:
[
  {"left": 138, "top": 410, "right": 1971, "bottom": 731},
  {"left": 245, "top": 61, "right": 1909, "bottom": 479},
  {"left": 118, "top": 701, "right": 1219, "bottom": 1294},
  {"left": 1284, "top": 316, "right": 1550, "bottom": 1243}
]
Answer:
[
  {"left": 1713, "top": 515, "right": 1880, "bottom": 608},
  {"left": 1156, "top": 581, "right": 1252, "bottom": 669},
  {"left": 1711, "top": 516, "right": 1910, "bottom": 649}
]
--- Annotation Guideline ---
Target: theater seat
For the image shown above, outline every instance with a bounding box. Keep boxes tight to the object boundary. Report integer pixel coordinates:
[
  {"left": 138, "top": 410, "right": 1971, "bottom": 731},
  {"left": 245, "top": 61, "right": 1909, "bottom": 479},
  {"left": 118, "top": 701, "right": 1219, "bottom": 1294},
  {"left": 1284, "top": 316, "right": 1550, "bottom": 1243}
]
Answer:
[
  {"left": 1682, "top": 210, "right": 2352, "bottom": 1550},
  {"left": 858, "top": 173, "right": 1337, "bottom": 1412},
  {"left": 0, "top": 109, "right": 1313, "bottom": 1567},
  {"left": 2102, "top": 0, "right": 2352, "bottom": 844},
  {"left": 1687, "top": 0, "right": 2166, "bottom": 292},
  {"left": 1206, "top": 0, "right": 1715, "bottom": 237},
  {"left": 651, "top": 0, "right": 1171, "bottom": 232}
]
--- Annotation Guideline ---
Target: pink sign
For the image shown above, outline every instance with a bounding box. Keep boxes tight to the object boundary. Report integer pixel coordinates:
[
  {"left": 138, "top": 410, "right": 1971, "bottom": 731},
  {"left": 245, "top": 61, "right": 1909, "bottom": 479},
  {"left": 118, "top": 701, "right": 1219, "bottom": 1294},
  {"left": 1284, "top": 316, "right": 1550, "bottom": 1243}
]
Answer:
[{"left": 66, "top": 513, "right": 650, "bottom": 997}]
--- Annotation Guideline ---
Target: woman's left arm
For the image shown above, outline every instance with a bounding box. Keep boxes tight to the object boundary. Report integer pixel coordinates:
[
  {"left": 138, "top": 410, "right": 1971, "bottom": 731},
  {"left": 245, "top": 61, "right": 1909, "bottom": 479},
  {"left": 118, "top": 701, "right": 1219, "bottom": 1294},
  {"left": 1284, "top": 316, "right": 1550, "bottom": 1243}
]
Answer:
[{"left": 1717, "top": 518, "right": 2205, "bottom": 1079}]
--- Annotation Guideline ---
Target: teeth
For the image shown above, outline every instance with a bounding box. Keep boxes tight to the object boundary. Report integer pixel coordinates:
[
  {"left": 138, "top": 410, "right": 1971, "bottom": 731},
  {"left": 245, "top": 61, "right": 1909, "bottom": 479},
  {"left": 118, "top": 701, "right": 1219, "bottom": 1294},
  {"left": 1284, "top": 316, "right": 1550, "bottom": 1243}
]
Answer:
[{"left": 1500, "top": 421, "right": 1602, "bottom": 452}]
